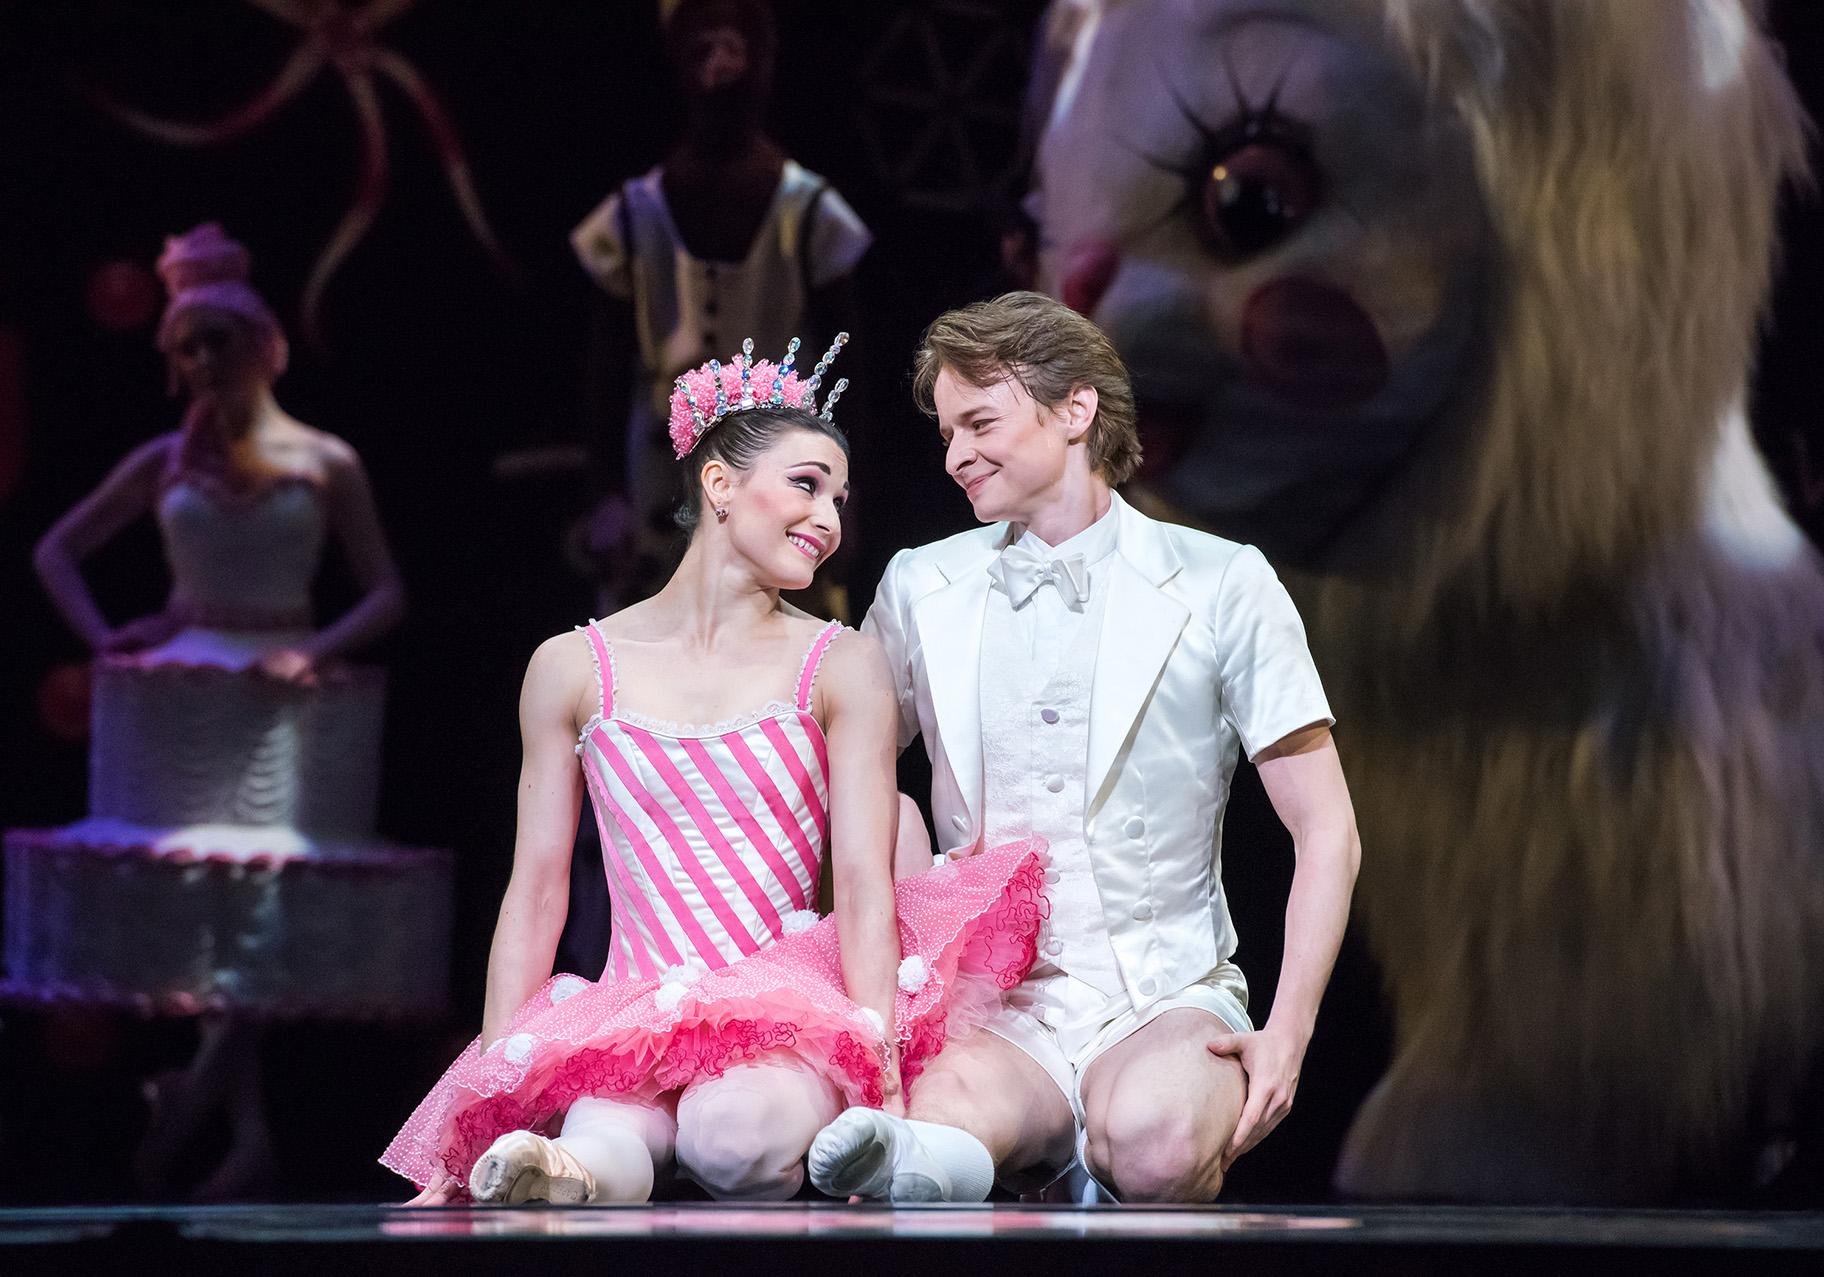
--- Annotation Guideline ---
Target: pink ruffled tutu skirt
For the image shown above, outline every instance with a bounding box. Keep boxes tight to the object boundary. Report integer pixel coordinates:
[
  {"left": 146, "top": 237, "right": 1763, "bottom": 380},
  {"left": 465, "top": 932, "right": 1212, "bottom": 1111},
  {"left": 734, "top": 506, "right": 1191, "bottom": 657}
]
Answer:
[{"left": 382, "top": 839, "right": 1046, "bottom": 1190}]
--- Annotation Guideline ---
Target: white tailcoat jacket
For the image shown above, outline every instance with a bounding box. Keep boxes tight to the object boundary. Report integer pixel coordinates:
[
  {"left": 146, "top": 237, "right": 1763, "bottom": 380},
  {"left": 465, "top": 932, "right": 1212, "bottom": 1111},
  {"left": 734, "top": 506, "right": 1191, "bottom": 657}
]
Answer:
[{"left": 863, "top": 494, "right": 1333, "bottom": 1011}]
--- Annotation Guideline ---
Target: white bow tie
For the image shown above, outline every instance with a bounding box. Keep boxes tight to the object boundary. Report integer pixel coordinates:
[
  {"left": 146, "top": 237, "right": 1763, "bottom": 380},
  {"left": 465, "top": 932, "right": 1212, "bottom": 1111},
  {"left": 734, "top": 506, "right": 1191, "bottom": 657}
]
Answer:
[{"left": 988, "top": 544, "right": 1089, "bottom": 611}]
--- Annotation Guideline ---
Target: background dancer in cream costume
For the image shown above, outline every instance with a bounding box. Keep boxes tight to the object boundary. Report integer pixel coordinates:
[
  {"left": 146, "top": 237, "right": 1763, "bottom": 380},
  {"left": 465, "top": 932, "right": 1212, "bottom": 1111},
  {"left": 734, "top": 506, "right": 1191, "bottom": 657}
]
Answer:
[{"left": 810, "top": 292, "right": 1361, "bottom": 1203}]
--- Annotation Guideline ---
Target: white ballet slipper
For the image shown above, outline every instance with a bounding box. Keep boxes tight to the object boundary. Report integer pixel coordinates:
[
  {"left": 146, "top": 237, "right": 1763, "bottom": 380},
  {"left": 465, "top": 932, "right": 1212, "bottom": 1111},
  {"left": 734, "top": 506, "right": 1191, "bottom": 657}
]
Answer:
[
  {"left": 806, "top": 1107, "right": 953, "bottom": 1203},
  {"left": 468, "top": 1130, "right": 598, "bottom": 1206}
]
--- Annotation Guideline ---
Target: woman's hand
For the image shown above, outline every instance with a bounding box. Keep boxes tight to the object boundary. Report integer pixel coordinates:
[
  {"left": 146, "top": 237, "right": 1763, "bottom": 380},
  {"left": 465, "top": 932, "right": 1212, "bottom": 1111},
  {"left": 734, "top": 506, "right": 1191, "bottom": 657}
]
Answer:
[
  {"left": 879, "top": 1046, "right": 906, "bottom": 1118},
  {"left": 404, "top": 1170, "right": 464, "bottom": 1206},
  {"left": 256, "top": 646, "right": 318, "bottom": 685},
  {"left": 100, "top": 611, "right": 184, "bottom": 654}
]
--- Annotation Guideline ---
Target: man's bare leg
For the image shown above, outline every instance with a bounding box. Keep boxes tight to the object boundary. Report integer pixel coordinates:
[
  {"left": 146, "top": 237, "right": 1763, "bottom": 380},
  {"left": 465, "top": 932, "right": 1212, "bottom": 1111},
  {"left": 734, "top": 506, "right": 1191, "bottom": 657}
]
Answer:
[
  {"left": 905, "top": 1030, "right": 1075, "bottom": 1177},
  {"left": 809, "top": 1030, "right": 1074, "bottom": 1200},
  {"left": 892, "top": 793, "right": 934, "bottom": 880},
  {"left": 1078, "top": 1009, "right": 1246, "bottom": 1202}
]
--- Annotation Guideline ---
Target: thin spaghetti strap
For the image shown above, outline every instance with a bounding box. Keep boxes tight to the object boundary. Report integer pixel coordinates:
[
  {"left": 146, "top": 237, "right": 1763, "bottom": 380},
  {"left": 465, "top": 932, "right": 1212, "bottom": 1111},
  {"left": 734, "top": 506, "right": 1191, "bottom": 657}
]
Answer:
[
  {"left": 794, "top": 620, "right": 844, "bottom": 712},
  {"left": 582, "top": 620, "right": 616, "bottom": 719}
]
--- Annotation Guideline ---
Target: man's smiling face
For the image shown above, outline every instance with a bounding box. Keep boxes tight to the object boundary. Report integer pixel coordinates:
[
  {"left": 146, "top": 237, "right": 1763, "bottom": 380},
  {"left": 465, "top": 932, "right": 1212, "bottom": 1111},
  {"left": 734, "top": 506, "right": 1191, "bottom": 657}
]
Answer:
[{"left": 934, "top": 367, "right": 1076, "bottom": 527}]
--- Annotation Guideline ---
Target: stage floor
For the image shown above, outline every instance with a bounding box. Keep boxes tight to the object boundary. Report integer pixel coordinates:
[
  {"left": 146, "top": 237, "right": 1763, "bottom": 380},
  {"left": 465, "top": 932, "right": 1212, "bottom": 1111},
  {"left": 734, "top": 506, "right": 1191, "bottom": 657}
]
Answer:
[{"left": 4, "top": 1202, "right": 1823, "bottom": 1274}]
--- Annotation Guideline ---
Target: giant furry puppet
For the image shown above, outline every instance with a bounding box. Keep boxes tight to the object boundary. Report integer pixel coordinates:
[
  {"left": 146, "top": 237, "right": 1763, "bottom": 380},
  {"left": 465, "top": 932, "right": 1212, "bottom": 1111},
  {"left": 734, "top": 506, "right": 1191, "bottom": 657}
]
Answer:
[{"left": 1028, "top": 0, "right": 1821, "bottom": 1202}]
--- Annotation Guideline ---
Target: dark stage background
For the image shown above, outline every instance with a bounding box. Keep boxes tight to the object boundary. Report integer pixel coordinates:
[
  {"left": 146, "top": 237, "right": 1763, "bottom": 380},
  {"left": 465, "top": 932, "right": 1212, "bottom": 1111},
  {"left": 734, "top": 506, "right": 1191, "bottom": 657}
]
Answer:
[{"left": 0, "top": 0, "right": 1819, "bottom": 1205}]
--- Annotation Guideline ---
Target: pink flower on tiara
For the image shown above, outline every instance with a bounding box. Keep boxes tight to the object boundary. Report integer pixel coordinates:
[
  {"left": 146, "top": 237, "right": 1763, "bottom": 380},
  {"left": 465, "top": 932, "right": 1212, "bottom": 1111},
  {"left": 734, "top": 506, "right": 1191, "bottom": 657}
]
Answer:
[{"left": 667, "top": 358, "right": 813, "bottom": 458}]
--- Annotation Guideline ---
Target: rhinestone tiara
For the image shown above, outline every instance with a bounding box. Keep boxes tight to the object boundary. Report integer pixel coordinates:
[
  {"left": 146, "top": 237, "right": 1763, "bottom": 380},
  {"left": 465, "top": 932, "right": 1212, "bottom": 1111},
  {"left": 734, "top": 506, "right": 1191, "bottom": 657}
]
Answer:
[{"left": 667, "top": 333, "right": 850, "bottom": 459}]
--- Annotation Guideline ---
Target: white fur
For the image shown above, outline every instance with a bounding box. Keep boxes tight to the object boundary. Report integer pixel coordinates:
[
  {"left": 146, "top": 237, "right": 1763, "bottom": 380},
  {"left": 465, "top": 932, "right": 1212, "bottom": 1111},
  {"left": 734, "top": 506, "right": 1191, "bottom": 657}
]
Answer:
[{"left": 1037, "top": 0, "right": 1821, "bottom": 1202}]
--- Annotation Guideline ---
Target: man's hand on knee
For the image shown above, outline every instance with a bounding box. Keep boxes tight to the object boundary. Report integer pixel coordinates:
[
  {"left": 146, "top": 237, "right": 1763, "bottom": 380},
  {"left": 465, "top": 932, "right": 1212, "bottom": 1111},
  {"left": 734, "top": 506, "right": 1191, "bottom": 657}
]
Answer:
[{"left": 1206, "top": 1023, "right": 1307, "bottom": 1171}]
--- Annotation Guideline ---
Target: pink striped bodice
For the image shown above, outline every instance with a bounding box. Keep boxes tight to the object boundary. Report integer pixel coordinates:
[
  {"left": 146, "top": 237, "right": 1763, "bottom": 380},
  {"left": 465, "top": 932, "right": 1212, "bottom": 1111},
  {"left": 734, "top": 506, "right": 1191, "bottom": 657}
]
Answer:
[{"left": 575, "top": 619, "right": 843, "bottom": 983}]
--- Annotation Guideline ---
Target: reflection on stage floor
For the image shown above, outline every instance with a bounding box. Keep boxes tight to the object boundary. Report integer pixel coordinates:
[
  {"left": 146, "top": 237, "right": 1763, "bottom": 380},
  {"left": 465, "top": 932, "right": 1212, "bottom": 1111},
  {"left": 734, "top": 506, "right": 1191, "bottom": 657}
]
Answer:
[{"left": 4, "top": 1201, "right": 1823, "bottom": 1273}]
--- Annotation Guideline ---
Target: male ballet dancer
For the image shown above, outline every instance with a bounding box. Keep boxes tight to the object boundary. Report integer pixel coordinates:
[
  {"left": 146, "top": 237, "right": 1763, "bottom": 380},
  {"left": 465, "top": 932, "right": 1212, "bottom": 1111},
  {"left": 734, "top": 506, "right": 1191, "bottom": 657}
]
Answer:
[{"left": 809, "top": 292, "right": 1360, "bottom": 1202}]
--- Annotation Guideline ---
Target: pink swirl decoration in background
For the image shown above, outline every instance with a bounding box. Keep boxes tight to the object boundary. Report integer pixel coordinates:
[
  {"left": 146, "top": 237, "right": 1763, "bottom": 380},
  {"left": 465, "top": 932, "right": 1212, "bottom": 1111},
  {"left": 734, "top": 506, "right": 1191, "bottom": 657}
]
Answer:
[{"left": 79, "top": 0, "right": 515, "bottom": 346}]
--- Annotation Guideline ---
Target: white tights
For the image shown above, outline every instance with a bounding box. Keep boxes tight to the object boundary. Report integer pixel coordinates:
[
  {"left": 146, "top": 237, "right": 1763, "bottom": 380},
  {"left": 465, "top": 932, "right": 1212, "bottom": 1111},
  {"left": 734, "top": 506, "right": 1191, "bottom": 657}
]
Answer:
[{"left": 553, "top": 1061, "right": 843, "bottom": 1202}]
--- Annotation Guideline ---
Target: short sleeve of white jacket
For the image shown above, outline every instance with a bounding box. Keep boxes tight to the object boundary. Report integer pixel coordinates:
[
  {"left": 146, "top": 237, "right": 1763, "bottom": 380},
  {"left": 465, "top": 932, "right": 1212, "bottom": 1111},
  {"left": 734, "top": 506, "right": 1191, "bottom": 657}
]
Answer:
[{"left": 1213, "top": 545, "right": 1335, "bottom": 760}]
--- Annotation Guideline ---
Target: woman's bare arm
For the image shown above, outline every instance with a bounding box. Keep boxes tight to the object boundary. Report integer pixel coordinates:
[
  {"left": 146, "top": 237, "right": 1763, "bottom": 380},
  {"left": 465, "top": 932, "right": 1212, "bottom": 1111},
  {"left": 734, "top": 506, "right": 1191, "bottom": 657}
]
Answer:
[
  {"left": 819, "top": 630, "right": 905, "bottom": 1109},
  {"left": 479, "top": 633, "right": 590, "bottom": 1048},
  {"left": 33, "top": 435, "right": 174, "bottom": 650},
  {"left": 302, "top": 435, "right": 406, "bottom": 663}
]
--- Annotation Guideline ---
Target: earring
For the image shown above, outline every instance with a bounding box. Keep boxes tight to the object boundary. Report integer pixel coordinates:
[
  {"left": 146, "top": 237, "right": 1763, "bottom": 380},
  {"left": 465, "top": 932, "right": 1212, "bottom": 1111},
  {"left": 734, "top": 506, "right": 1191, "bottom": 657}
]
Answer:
[{"left": 714, "top": 506, "right": 728, "bottom": 524}]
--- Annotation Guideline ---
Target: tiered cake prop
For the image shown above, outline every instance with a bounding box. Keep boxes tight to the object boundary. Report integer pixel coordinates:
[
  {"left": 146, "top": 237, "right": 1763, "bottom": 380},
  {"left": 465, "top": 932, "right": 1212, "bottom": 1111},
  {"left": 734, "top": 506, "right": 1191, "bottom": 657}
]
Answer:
[{"left": 3, "top": 225, "right": 451, "bottom": 1019}]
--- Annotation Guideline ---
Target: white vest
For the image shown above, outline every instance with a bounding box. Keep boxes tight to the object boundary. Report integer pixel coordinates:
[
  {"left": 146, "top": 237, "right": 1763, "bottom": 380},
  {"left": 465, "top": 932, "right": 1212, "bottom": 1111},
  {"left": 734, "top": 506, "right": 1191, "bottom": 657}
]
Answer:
[{"left": 979, "top": 568, "right": 1123, "bottom": 993}]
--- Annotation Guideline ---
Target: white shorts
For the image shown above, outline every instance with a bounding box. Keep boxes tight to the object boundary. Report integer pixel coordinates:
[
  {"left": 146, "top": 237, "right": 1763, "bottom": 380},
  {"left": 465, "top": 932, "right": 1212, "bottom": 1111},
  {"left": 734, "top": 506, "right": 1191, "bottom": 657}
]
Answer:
[{"left": 978, "top": 962, "right": 1251, "bottom": 1197}]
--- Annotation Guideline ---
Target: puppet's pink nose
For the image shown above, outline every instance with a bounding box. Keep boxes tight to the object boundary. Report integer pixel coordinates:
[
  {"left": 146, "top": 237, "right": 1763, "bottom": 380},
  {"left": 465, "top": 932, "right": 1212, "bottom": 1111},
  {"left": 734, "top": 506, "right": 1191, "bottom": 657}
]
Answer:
[
  {"left": 1241, "top": 276, "right": 1388, "bottom": 410},
  {"left": 1062, "top": 240, "right": 1121, "bottom": 316}
]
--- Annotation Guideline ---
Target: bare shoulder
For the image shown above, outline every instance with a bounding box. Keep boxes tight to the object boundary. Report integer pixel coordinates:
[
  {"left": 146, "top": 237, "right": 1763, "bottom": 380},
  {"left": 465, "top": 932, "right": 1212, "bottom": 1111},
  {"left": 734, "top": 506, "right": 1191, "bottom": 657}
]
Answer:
[
  {"left": 772, "top": 605, "right": 849, "bottom": 655},
  {"left": 819, "top": 627, "right": 893, "bottom": 699},
  {"left": 126, "top": 432, "right": 180, "bottom": 472},
  {"left": 97, "top": 432, "right": 178, "bottom": 490},
  {"left": 590, "top": 598, "right": 667, "bottom": 642},
  {"left": 777, "top": 600, "right": 834, "bottom": 629},
  {"left": 82, "top": 432, "right": 175, "bottom": 504},
  {"left": 303, "top": 427, "right": 365, "bottom": 479},
  {"left": 524, "top": 628, "right": 595, "bottom": 712}
]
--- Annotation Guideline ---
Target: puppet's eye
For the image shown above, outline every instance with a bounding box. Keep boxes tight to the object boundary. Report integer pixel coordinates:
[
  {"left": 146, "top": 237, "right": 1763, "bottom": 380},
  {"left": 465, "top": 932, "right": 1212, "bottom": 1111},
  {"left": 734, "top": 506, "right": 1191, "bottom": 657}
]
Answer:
[{"left": 1196, "top": 133, "right": 1324, "bottom": 260}]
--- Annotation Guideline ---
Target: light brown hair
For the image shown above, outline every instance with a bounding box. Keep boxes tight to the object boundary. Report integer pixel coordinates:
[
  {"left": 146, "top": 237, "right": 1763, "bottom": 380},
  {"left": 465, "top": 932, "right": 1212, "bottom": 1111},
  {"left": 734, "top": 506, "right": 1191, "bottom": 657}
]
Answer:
[{"left": 912, "top": 291, "right": 1142, "bottom": 486}]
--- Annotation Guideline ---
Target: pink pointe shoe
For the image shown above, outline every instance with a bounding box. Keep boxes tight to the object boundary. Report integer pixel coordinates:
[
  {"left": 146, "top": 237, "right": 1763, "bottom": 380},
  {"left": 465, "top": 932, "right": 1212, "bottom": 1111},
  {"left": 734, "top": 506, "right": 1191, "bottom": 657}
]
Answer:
[{"left": 468, "top": 1131, "right": 598, "bottom": 1205}]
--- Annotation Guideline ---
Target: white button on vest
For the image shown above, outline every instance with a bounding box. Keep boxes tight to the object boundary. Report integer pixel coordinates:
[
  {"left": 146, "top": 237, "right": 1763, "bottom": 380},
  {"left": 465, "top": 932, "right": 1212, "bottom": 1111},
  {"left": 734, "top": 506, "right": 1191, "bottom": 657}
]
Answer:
[
  {"left": 1124, "top": 817, "right": 1145, "bottom": 838},
  {"left": 1045, "top": 774, "right": 1064, "bottom": 793},
  {"left": 1040, "top": 707, "right": 1059, "bottom": 724},
  {"left": 1044, "top": 869, "right": 1060, "bottom": 884},
  {"left": 951, "top": 814, "right": 968, "bottom": 833},
  {"left": 1132, "top": 902, "right": 1154, "bottom": 921},
  {"left": 1044, "top": 938, "right": 1063, "bottom": 957},
  {"left": 1137, "top": 978, "right": 1157, "bottom": 997}
]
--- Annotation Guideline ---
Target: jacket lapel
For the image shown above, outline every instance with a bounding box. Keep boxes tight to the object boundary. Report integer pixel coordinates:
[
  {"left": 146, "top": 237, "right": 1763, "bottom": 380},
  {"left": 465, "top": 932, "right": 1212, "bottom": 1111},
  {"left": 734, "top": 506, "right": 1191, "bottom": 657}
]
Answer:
[
  {"left": 1087, "top": 497, "right": 1188, "bottom": 809},
  {"left": 912, "top": 534, "right": 1001, "bottom": 827}
]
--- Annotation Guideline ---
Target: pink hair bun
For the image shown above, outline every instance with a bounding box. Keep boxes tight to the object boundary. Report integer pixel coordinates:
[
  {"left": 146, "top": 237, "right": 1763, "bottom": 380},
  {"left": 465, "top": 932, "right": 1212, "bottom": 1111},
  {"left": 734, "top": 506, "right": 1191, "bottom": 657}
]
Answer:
[
  {"left": 155, "top": 223, "right": 288, "bottom": 376},
  {"left": 156, "top": 223, "right": 253, "bottom": 295}
]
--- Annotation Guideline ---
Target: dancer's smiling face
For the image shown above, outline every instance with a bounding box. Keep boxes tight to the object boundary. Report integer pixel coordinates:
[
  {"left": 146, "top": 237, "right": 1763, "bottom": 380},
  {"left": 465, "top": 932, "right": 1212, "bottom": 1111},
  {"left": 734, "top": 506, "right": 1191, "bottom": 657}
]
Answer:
[
  {"left": 934, "top": 367, "right": 1083, "bottom": 527},
  {"left": 706, "top": 426, "right": 849, "bottom": 591}
]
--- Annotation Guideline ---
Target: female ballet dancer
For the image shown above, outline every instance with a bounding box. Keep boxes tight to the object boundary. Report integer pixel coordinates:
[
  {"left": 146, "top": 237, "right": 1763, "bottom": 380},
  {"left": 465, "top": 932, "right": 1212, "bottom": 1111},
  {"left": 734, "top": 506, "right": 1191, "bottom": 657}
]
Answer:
[
  {"left": 31, "top": 222, "right": 407, "bottom": 1199},
  {"left": 385, "top": 338, "right": 1045, "bottom": 1204}
]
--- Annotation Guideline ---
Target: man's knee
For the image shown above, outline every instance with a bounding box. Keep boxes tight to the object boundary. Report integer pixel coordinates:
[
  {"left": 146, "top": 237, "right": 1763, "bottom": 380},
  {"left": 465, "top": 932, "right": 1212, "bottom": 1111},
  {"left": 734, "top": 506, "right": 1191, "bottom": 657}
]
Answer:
[
  {"left": 906, "top": 1058, "right": 994, "bottom": 1127},
  {"left": 1084, "top": 1092, "right": 1223, "bottom": 1203},
  {"left": 676, "top": 1090, "right": 802, "bottom": 1200},
  {"left": 906, "top": 1065, "right": 976, "bottom": 1126},
  {"left": 893, "top": 792, "right": 933, "bottom": 877},
  {"left": 896, "top": 792, "right": 923, "bottom": 833}
]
